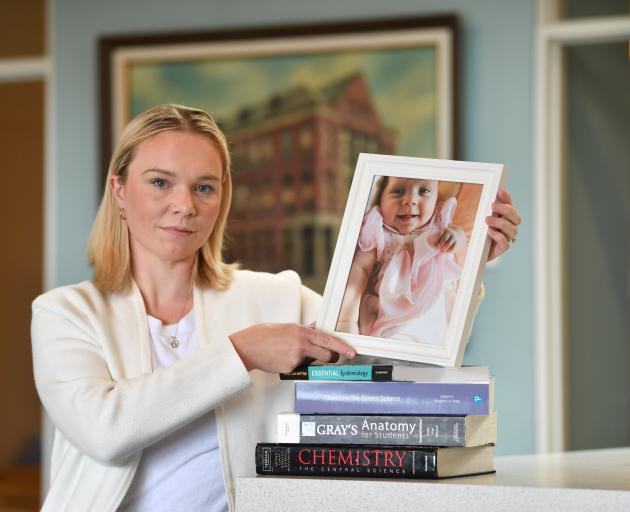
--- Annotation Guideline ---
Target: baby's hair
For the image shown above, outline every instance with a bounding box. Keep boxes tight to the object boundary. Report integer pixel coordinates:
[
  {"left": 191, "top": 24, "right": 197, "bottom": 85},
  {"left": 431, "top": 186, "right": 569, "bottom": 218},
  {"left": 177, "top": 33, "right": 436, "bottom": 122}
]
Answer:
[
  {"left": 369, "top": 176, "right": 441, "bottom": 210},
  {"left": 370, "top": 176, "right": 390, "bottom": 209}
]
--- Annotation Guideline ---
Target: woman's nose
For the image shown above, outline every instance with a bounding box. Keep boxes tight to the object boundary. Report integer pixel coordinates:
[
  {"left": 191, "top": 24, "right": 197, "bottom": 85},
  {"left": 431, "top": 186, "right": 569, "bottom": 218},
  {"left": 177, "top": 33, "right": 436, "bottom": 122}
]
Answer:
[{"left": 173, "top": 189, "right": 196, "bottom": 216}]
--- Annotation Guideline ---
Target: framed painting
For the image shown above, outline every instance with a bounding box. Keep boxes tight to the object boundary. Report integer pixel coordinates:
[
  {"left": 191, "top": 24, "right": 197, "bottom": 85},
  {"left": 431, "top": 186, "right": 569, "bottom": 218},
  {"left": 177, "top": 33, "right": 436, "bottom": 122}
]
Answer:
[
  {"left": 100, "top": 16, "right": 458, "bottom": 292},
  {"left": 317, "top": 153, "right": 505, "bottom": 366}
]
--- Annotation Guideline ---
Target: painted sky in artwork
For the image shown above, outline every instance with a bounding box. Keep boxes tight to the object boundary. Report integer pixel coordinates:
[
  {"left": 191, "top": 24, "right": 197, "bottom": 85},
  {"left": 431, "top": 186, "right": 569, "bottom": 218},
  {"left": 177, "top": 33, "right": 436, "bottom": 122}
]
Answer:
[{"left": 129, "top": 46, "right": 437, "bottom": 156}]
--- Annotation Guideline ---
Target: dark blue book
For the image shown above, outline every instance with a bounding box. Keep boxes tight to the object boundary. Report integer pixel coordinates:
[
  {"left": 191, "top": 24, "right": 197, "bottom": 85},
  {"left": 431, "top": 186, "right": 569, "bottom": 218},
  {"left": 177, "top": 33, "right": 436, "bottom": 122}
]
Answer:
[{"left": 294, "top": 379, "right": 493, "bottom": 416}]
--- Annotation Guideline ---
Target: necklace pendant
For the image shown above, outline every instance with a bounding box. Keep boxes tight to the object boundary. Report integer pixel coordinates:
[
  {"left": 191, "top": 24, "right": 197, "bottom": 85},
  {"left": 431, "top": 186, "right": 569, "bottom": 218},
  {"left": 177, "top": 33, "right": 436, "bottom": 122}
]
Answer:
[{"left": 169, "top": 336, "right": 179, "bottom": 349}]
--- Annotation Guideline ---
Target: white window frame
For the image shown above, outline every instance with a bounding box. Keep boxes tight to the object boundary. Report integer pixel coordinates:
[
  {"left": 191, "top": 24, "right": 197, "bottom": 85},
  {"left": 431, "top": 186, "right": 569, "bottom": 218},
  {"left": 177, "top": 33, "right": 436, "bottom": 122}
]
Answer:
[{"left": 535, "top": 0, "right": 630, "bottom": 453}]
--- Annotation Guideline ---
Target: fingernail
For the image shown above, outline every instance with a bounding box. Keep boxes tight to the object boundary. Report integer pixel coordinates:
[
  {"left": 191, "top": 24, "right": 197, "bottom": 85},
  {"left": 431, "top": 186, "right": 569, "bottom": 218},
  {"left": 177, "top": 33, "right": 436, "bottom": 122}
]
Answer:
[{"left": 346, "top": 350, "right": 356, "bottom": 358}]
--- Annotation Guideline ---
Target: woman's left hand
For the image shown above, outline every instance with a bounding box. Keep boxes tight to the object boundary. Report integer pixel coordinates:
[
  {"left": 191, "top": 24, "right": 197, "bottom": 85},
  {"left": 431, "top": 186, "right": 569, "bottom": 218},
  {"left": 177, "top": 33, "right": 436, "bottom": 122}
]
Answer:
[{"left": 486, "top": 187, "right": 521, "bottom": 261}]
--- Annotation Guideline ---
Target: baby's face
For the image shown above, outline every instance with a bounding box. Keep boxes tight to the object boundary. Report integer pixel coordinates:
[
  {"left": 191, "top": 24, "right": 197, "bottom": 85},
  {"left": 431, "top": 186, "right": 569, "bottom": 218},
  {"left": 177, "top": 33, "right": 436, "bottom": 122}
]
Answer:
[{"left": 379, "top": 177, "right": 438, "bottom": 234}]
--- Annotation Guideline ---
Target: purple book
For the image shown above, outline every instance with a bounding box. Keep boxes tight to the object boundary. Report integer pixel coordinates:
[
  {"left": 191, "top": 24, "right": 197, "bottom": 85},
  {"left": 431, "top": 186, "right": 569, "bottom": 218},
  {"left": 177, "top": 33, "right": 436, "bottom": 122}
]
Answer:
[{"left": 294, "top": 380, "right": 493, "bottom": 416}]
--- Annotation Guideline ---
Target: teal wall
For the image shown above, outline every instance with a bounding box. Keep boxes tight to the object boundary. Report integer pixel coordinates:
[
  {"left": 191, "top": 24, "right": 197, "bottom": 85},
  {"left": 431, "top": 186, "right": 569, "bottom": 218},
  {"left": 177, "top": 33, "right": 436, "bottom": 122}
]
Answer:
[{"left": 52, "top": 0, "right": 535, "bottom": 454}]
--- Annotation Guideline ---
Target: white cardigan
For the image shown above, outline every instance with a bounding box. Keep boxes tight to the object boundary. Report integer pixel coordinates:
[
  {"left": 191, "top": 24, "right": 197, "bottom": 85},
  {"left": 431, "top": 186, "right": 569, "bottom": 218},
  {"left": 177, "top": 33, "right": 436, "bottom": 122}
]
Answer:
[
  {"left": 32, "top": 270, "right": 321, "bottom": 511},
  {"left": 32, "top": 269, "right": 483, "bottom": 511}
]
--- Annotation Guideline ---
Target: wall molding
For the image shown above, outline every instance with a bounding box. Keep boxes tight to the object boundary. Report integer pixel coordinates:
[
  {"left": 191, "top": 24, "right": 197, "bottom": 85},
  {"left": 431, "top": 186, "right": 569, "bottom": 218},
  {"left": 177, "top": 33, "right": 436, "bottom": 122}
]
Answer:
[{"left": 0, "top": 57, "right": 49, "bottom": 82}]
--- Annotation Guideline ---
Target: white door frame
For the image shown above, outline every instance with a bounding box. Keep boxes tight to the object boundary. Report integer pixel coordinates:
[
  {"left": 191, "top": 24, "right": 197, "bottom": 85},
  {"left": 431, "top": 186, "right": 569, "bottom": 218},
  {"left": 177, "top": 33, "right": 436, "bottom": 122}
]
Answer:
[
  {"left": 535, "top": 0, "right": 630, "bottom": 453},
  {"left": 0, "top": 2, "right": 56, "bottom": 498},
  {"left": 0, "top": 59, "right": 55, "bottom": 293}
]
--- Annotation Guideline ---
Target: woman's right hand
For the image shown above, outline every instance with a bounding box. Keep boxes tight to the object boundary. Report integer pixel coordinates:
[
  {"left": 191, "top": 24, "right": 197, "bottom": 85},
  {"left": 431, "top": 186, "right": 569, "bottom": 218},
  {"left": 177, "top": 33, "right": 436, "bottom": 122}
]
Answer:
[{"left": 229, "top": 323, "right": 356, "bottom": 373}]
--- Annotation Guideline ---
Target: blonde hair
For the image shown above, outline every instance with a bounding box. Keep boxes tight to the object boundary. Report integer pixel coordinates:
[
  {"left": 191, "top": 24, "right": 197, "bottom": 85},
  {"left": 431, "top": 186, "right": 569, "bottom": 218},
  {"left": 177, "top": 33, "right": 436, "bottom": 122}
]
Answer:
[{"left": 88, "top": 104, "right": 236, "bottom": 293}]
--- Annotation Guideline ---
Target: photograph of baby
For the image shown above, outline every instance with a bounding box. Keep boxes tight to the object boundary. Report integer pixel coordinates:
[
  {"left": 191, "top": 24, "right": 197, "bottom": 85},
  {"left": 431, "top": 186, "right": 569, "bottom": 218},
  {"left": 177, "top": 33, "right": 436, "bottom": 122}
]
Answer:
[{"left": 336, "top": 175, "right": 482, "bottom": 346}]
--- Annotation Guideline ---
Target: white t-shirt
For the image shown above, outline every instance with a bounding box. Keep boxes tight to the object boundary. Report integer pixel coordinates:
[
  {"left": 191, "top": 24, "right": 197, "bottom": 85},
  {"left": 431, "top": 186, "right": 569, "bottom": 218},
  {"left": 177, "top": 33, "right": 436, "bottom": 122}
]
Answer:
[{"left": 118, "top": 310, "right": 229, "bottom": 512}]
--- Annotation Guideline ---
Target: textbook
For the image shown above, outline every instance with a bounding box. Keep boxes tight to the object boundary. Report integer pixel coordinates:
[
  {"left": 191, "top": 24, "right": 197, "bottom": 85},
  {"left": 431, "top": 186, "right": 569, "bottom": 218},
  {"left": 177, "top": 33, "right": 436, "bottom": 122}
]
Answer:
[
  {"left": 277, "top": 412, "right": 497, "bottom": 447},
  {"left": 294, "top": 379, "right": 494, "bottom": 416},
  {"left": 255, "top": 443, "right": 495, "bottom": 479},
  {"left": 280, "top": 364, "right": 489, "bottom": 382}
]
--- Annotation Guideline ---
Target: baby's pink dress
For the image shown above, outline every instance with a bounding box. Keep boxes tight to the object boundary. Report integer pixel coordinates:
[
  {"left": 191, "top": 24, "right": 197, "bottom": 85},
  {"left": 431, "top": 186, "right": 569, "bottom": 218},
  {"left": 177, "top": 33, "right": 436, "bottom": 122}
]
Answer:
[{"left": 357, "top": 198, "right": 462, "bottom": 344}]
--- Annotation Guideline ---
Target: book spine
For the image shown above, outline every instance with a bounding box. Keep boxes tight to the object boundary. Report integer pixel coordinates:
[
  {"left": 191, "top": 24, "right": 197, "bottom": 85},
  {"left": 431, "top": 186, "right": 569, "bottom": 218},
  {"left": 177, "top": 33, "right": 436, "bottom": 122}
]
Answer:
[
  {"left": 256, "top": 443, "right": 438, "bottom": 479},
  {"left": 294, "top": 381, "right": 490, "bottom": 415},
  {"left": 280, "top": 365, "right": 393, "bottom": 381},
  {"left": 278, "top": 414, "right": 471, "bottom": 446}
]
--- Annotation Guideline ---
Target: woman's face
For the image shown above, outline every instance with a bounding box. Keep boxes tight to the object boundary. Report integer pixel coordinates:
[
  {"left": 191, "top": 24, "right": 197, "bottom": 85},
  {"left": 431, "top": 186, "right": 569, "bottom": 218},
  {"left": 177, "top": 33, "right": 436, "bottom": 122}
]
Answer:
[
  {"left": 379, "top": 177, "right": 438, "bottom": 234},
  {"left": 111, "top": 130, "right": 223, "bottom": 265}
]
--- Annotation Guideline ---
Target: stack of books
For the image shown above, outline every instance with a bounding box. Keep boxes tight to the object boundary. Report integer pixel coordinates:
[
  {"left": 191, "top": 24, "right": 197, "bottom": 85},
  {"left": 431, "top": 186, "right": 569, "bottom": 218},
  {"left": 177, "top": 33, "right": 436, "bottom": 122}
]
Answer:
[{"left": 255, "top": 364, "right": 496, "bottom": 479}]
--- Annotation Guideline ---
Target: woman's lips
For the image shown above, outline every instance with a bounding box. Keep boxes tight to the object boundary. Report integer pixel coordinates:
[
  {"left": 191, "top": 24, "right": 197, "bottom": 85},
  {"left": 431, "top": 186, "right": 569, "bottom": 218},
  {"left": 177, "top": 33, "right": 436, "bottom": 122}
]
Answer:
[{"left": 160, "top": 226, "right": 195, "bottom": 237}]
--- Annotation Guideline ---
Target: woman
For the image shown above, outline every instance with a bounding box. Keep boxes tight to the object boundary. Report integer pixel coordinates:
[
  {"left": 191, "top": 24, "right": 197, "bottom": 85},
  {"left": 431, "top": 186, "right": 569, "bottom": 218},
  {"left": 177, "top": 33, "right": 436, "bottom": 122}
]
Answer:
[{"left": 32, "top": 105, "right": 520, "bottom": 511}]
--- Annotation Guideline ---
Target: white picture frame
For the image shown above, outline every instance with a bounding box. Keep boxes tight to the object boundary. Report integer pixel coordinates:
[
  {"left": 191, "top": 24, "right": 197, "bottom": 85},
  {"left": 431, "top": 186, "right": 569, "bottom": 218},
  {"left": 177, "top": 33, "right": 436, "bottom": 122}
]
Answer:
[{"left": 317, "top": 153, "right": 506, "bottom": 367}]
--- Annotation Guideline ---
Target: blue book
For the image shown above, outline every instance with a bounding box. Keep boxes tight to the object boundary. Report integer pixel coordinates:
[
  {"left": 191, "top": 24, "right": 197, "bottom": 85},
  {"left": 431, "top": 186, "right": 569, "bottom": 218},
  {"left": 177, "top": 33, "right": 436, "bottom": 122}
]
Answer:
[{"left": 294, "top": 379, "right": 493, "bottom": 416}]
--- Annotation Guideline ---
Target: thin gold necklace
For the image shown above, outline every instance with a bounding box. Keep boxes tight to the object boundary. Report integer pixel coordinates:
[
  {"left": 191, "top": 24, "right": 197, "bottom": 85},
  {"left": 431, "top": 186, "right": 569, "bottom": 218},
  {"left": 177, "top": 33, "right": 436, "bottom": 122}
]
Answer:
[{"left": 165, "top": 294, "right": 192, "bottom": 349}]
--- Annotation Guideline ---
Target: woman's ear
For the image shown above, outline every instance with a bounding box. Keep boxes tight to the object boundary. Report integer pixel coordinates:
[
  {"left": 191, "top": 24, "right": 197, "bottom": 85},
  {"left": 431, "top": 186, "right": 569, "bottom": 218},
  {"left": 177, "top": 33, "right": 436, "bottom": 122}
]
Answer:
[{"left": 110, "top": 174, "right": 125, "bottom": 207}]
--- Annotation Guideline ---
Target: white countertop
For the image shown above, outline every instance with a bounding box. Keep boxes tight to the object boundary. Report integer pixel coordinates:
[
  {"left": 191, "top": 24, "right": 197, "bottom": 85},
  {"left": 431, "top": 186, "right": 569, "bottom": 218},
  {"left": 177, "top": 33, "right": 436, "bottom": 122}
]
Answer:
[{"left": 235, "top": 447, "right": 630, "bottom": 511}]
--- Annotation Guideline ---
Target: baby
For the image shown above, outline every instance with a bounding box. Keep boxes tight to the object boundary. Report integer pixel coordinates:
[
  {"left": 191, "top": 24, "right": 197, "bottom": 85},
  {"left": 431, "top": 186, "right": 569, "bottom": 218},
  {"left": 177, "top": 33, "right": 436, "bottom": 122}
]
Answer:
[{"left": 336, "top": 176, "right": 467, "bottom": 345}]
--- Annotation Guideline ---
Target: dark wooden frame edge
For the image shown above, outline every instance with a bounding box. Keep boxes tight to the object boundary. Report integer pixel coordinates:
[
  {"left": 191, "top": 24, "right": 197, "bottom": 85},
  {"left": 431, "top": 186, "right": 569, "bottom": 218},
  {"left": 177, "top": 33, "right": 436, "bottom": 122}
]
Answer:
[{"left": 98, "top": 15, "right": 459, "bottom": 187}]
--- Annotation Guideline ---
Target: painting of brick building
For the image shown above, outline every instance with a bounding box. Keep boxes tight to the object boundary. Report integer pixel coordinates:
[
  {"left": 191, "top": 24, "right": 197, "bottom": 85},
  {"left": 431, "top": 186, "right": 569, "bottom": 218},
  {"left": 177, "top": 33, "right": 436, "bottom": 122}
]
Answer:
[
  {"left": 114, "top": 23, "right": 453, "bottom": 291},
  {"left": 220, "top": 72, "right": 396, "bottom": 292}
]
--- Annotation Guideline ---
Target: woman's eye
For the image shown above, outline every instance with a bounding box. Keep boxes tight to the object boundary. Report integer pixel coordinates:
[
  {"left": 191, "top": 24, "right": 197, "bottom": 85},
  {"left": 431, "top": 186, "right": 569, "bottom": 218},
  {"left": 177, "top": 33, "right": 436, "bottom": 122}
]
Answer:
[
  {"left": 151, "top": 178, "right": 168, "bottom": 189},
  {"left": 196, "top": 184, "right": 214, "bottom": 193}
]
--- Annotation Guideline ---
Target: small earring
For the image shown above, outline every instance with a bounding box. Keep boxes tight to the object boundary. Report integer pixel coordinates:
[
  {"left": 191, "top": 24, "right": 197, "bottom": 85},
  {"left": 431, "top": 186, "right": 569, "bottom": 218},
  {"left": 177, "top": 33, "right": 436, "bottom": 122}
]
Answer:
[{"left": 119, "top": 207, "right": 127, "bottom": 220}]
